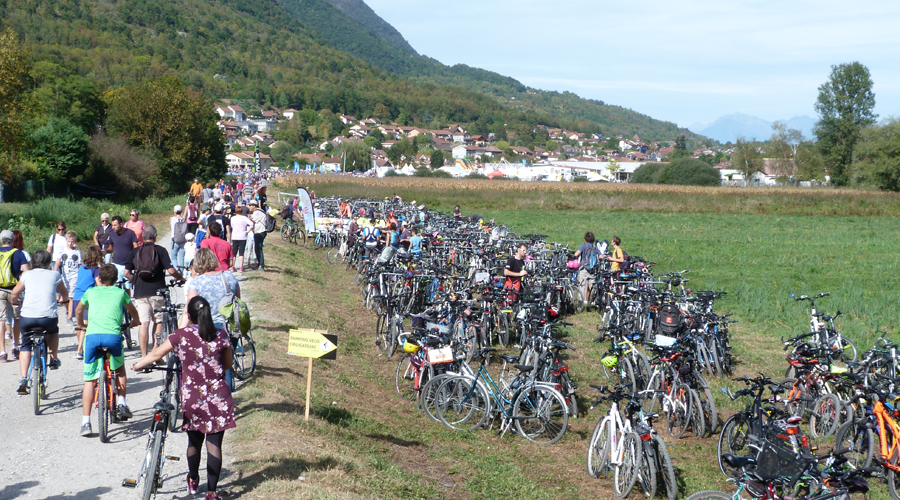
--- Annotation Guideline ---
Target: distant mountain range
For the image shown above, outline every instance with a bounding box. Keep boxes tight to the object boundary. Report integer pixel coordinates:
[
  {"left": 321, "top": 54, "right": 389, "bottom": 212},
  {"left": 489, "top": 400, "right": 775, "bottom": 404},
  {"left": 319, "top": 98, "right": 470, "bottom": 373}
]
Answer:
[{"left": 688, "top": 113, "right": 816, "bottom": 144}]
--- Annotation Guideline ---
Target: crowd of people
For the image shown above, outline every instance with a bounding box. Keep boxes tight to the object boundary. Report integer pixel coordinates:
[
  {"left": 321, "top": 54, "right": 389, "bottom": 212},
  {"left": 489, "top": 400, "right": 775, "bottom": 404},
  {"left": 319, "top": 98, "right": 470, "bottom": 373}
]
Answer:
[{"left": 0, "top": 175, "right": 273, "bottom": 500}]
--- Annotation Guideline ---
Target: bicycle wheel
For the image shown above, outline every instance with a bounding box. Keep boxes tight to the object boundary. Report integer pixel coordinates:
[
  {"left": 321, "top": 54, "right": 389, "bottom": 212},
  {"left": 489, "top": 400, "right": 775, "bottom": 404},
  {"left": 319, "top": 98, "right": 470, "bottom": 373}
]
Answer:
[
  {"left": 32, "top": 357, "right": 42, "bottom": 415},
  {"left": 839, "top": 337, "right": 858, "bottom": 363},
  {"left": 395, "top": 353, "right": 417, "bottom": 401},
  {"left": 699, "top": 386, "right": 718, "bottom": 436},
  {"left": 326, "top": 247, "right": 340, "bottom": 265},
  {"left": 834, "top": 419, "right": 875, "bottom": 469},
  {"left": 637, "top": 439, "right": 658, "bottom": 498},
  {"left": 614, "top": 356, "right": 637, "bottom": 394},
  {"left": 809, "top": 393, "right": 841, "bottom": 438},
  {"left": 666, "top": 383, "right": 692, "bottom": 438},
  {"left": 295, "top": 229, "right": 307, "bottom": 247},
  {"left": 419, "top": 373, "right": 459, "bottom": 422},
  {"left": 632, "top": 352, "right": 652, "bottom": 392},
  {"left": 689, "top": 389, "right": 706, "bottom": 438},
  {"left": 436, "top": 376, "right": 489, "bottom": 431},
  {"left": 99, "top": 372, "right": 110, "bottom": 442},
  {"left": 514, "top": 385, "right": 568, "bottom": 444},
  {"left": 232, "top": 334, "right": 257, "bottom": 380},
  {"left": 614, "top": 432, "right": 641, "bottom": 498},
  {"left": 166, "top": 357, "right": 181, "bottom": 432},
  {"left": 654, "top": 434, "right": 678, "bottom": 500},
  {"left": 142, "top": 429, "right": 164, "bottom": 500},
  {"left": 587, "top": 418, "right": 612, "bottom": 478},
  {"left": 717, "top": 413, "right": 752, "bottom": 476},
  {"left": 496, "top": 313, "right": 510, "bottom": 349},
  {"left": 280, "top": 224, "right": 291, "bottom": 242},
  {"left": 386, "top": 321, "right": 400, "bottom": 358},
  {"left": 777, "top": 377, "right": 806, "bottom": 416},
  {"left": 684, "top": 491, "right": 732, "bottom": 500}
]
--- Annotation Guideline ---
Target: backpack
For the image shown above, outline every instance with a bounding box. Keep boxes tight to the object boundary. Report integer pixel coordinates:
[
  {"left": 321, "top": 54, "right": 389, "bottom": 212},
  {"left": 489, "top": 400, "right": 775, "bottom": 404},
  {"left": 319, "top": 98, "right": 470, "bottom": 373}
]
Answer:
[
  {"left": 280, "top": 205, "right": 291, "bottom": 219},
  {"left": 133, "top": 244, "right": 161, "bottom": 281},
  {"left": 582, "top": 245, "right": 599, "bottom": 271},
  {"left": 364, "top": 227, "right": 379, "bottom": 248},
  {"left": 621, "top": 249, "right": 633, "bottom": 272},
  {"left": 659, "top": 303, "right": 683, "bottom": 335},
  {"left": 173, "top": 218, "right": 188, "bottom": 244},
  {"left": 264, "top": 209, "right": 277, "bottom": 233},
  {"left": 0, "top": 249, "right": 18, "bottom": 288},
  {"left": 186, "top": 204, "right": 199, "bottom": 223},
  {"left": 216, "top": 272, "right": 251, "bottom": 336}
]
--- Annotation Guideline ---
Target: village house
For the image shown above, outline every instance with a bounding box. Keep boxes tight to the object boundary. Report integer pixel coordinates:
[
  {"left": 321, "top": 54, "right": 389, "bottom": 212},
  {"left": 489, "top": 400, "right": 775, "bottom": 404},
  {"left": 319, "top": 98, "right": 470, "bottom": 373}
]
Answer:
[
  {"left": 282, "top": 109, "right": 298, "bottom": 120},
  {"left": 226, "top": 151, "right": 272, "bottom": 170},
  {"left": 350, "top": 124, "right": 371, "bottom": 138},
  {"left": 340, "top": 114, "right": 357, "bottom": 125},
  {"left": 216, "top": 105, "right": 246, "bottom": 122}
]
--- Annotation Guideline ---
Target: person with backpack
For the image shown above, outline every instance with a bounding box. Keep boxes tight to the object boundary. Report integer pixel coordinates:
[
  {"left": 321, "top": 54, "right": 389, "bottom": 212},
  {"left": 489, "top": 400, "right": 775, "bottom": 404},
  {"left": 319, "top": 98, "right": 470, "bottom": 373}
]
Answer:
[
  {"left": 124, "top": 225, "right": 185, "bottom": 358},
  {"left": 0, "top": 230, "right": 29, "bottom": 363},
  {"left": 573, "top": 232, "right": 599, "bottom": 307},
  {"left": 607, "top": 236, "right": 626, "bottom": 275},
  {"left": 171, "top": 205, "right": 188, "bottom": 271},
  {"left": 229, "top": 207, "right": 254, "bottom": 273},
  {"left": 185, "top": 196, "right": 201, "bottom": 235},
  {"left": 362, "top": 224, "right": 381, "bottom": 260}
]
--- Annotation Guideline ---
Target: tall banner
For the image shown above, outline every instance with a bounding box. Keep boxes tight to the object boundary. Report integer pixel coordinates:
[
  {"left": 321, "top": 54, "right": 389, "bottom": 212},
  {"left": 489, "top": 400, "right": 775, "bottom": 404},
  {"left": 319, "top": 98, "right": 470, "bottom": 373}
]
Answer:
[
  {"left": 297, "top": 187, "right": 316, "bottom": 233},
  {"left": 254, "top": 141, "right": 261, "bottom": 172}
]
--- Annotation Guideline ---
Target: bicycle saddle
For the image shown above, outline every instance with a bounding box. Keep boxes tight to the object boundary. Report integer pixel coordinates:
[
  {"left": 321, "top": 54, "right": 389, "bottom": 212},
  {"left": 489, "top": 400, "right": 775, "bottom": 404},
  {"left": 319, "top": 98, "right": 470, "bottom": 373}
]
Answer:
[
  {"left": 499, "top": 355, "right": 519, "bottom": 364},
  {"left": 513, "top": 364, "right": 534, "bottom": 373},
  {"left": 154, "top": 401, "right": 176, "bottom": 412},
  {"left": 722, "top": 454, "right": 757, "bottom": 469}
]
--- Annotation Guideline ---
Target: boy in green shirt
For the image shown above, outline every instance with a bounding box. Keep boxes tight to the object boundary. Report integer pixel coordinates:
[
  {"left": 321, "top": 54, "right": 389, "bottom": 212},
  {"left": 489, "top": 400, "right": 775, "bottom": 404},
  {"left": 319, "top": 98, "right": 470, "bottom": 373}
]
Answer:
[{"left": 75, "top": 264, "right": 141, "bottom": 437}]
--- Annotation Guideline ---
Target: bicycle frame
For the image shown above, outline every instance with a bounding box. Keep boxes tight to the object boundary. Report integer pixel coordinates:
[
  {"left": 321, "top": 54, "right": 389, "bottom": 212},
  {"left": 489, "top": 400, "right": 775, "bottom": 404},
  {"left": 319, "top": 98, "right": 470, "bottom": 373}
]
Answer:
[{"left": 874, "top": 400, "right": 900, "bottom": 472}]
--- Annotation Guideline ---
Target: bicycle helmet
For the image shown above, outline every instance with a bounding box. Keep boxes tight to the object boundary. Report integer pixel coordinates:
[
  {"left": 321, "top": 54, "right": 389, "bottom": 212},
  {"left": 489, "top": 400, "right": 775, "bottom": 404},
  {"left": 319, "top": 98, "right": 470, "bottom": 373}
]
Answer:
[
  {"left": 601, "top": 355, "right": 618, "bottom": 368},
  {"left": 548, "top": 304, "right": 560, "bottom": 319},
  {"left": 402, "top": 341, "right": 420, "bottom": 354}
]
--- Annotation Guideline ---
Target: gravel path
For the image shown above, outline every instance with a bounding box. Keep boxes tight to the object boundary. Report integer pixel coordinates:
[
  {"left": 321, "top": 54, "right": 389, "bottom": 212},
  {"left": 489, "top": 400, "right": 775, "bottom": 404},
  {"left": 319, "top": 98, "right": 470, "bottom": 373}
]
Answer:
[{"left": 0, "top": 231, "right": 236, "bottom": 499}]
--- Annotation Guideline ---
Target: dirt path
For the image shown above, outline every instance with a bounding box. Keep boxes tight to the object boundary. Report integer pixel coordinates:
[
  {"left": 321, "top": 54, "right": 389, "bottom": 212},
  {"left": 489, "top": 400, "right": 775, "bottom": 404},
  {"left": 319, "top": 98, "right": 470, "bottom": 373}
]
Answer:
[{"left": 0, "top": 230, "right": 237, "bottom": 500}]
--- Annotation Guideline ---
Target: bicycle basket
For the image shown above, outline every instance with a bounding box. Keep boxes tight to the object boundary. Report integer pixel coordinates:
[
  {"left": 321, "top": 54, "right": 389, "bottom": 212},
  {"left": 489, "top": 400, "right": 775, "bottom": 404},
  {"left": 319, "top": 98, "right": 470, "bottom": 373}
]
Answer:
[
  {"left": 601, "top": 355, "right": 619, "bottom": 368},
  {"left": 755, "top": 438, "right": 804, "bottom": 480}
]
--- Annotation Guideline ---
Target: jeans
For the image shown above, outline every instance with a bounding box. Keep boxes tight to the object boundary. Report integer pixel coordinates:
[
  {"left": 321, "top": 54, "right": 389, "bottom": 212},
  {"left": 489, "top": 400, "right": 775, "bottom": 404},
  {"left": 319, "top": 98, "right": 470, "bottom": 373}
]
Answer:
[
  {"left": 171, "top": 241, "right": 185, "bottom": 270},
  {"left": 253, "top": 232, "right": 266, "bottom": 269}
]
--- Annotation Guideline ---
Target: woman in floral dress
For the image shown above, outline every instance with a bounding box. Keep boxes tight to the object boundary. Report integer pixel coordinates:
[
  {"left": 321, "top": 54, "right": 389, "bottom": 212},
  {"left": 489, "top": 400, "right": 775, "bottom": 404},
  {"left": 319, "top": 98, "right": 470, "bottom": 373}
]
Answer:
[{"left": 134, "top": 296, "right": 234, "bottom": 500}]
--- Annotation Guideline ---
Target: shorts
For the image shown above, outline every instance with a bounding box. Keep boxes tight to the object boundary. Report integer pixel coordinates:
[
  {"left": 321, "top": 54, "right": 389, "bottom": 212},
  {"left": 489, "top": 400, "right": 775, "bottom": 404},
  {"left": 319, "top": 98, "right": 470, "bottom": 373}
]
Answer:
[
  {"left": 577, "top": 268, "right": 595, "bottom": 289},
  {"left": 71, "top": 300, "right": 89, "bottom": 321},
  {"left": 113, "top": 263, "right": 131, "bottom": 289},
  {"left": 232, "top": 239, "right": 247, "bottom": 257},
  {"left": 83, "top": 334, "right": 125, "bottom": 381},
  {"left": 0, "top": 290, "right": 19, "bottom": 323},
  {"left": 19, "top": 316, "right": 60, "bottom": 352},
  {"left": 133, "top": 296, "right": 165, "bottom": 325}
]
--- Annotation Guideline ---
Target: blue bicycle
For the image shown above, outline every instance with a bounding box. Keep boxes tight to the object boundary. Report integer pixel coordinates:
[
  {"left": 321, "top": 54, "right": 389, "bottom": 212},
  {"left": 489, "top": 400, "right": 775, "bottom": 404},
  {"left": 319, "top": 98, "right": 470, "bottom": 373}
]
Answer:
[{"left": 23, "top": 325, "right": 50, "bottom": 415}]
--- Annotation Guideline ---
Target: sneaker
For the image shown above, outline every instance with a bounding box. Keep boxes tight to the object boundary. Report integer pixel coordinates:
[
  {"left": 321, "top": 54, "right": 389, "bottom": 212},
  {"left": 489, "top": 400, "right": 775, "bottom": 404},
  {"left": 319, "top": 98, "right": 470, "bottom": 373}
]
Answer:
[
  {"left": 80, "top": 423, "right": 92, "bottom": 437},
  {"left": 75, "top": 352, "right": 84, "bottom": 360},
  {"left": 205, "top": 492, "right": 221, "bottom": 500},
  {"left": 117, "top": 404, "right": 133, "bottom": 420},
  {"left": 11, "top": 348, "right": 19, "bottom": 359},
  {"left": 187, "top": 475, "right": 199, "bottom": 495},
  {"left": 48, "top": 358, "right": 61, "bottom": 370},
  {"left": 16, "top": 377, "right": 28, "bottom": 395},
  {"left": 66, "top": 318, "right": 76, "bottom": 327},
  {"left": 0, "top": 352, "right": 6, "bottom": 363}
]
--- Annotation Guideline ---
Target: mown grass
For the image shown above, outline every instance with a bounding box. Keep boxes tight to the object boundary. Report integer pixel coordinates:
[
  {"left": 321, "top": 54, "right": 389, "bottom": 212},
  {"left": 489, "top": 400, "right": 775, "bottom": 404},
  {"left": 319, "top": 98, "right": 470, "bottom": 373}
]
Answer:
[{"left": 232, "top": 183, "right": 900, "bottom": 499}]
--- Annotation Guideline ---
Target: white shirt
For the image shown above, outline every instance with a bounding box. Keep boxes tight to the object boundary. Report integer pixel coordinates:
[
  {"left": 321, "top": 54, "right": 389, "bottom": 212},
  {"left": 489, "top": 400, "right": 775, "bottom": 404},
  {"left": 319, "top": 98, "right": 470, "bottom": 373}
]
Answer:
[
  {"left": 230, "top": 215, "right": 254, "bottom": 241},
  {"left": 250, "top": 209, "right": 267, "bottom": 233},
  {"left": 47, "top": 233, "right": 67, "bottom": 262}
]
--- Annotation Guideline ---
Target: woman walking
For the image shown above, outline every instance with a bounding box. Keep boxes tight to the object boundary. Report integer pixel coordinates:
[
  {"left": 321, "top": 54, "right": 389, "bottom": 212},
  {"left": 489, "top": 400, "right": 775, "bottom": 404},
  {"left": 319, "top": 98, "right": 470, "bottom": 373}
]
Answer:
[{"left": 133, "top": 295, "right": 234, "bottom": 500}]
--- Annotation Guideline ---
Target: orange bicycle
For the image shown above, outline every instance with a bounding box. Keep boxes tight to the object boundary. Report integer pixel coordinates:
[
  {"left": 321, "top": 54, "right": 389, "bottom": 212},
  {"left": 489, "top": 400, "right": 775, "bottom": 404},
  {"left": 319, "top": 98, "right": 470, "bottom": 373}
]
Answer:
[{"left": 95, "top": 344, "right": 126, "bottom": 443}]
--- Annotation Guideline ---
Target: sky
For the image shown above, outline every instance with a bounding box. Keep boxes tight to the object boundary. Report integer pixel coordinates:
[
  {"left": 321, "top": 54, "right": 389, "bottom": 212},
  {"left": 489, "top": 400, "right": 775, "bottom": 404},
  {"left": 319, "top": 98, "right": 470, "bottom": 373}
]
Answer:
[{"left": 365, "top": 0, "right": 900, "bottom": 128}]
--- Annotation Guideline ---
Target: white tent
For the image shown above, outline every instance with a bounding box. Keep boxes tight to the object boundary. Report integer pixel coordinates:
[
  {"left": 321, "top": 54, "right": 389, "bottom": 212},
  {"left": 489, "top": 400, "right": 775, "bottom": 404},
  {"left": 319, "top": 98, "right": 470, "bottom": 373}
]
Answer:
[
  {"left": 399, "top": 165, "right": 417, "bottom": 176},
  {"left": 438, "top": 166, "right": 471, "bottom": 178}
]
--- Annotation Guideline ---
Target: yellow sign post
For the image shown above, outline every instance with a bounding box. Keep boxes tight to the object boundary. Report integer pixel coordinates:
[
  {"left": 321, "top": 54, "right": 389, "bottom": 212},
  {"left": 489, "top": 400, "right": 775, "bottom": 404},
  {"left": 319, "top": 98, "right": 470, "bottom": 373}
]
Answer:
[{"left": 287, "top": 329, "right": 338, "bottom": 421}]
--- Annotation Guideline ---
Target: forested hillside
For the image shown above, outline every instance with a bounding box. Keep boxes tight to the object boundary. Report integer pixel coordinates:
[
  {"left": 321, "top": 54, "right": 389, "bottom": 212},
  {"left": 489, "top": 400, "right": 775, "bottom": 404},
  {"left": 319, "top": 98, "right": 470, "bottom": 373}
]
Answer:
[{"left": 0, "top": 0, "right": 705, "bottom": 142}]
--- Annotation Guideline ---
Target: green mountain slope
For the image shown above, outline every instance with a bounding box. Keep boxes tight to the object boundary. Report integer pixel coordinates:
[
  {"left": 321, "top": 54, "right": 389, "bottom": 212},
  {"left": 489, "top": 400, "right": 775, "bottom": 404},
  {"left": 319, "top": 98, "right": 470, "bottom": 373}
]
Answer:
[
  {"left": 1, "top": 0, "right": 706, "bottom": 142},
  {"left": 318, "top": 0, "right": 416, "bottom": 54}
]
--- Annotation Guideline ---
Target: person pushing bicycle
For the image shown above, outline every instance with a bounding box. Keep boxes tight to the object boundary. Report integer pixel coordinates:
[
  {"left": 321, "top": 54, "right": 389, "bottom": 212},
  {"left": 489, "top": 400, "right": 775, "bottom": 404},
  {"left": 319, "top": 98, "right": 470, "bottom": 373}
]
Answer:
[{"left": 76, "top": 264, "right": 141, "bottom": 436}]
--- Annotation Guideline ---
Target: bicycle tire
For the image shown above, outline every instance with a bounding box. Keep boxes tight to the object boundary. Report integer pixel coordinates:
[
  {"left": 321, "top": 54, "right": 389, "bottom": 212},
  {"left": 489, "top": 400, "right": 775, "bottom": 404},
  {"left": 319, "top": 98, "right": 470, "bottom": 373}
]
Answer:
[
  {"left": 280, "top": 224, "right": 291, "bottom": 242},
  {"left": 232, "top": 334, "right": 257, "bottom": 380},
  {"left": 326, "top": 247, "right": 340, "bottom": 265},
  {"left": 587, "top": 418, "right": 612, "bottom": 478},
  {"left": 777, "top": 377, "right": 806, "bottom": 416},
  {"left": 700, "top": 386, "right": 718, "bottom": 436},
  {"left": 633, "top": 352, "right": 652, "bottom": 392},
  {"left": 99, "top": 372, "right": 110, "bottom": 442},
  {"left": 32, "top": 357, "right": 42, "bottom": 416},
  {"left": 637, "top": 439, "right": 658, "bottom": 498},
  {"left": 418, "top": 373, "right": 459, "bottom": 422},
  {"left": 614, "top": 432, "right": 641, "bottom": 498},
  {"left": 436, "top": 376, "right": 489, "bottom": 431},
  {"left": 166, "top": 356, "right": 181, "bottom": 432},
  {"left": 689, "top": 389, "right": 706, "bottom": 438},
  {"left": 708, "top": 337, "right": 724, "bottom": 377},
  {"left": 666, "top": 383, "right": 692, "bottom": 438},
  {"left": 295, "top": 229, "right": 307, "bottom": 247},
  {"left": 684, "top": 491, "right": 732, "bottom": 500},
  {"left": 513, "top": 385, "right": 568, "bottom": 444},
  {"left": 834, "top": 419, "right": 875, "bottom": 469},
  {"left": 654, "top": 434, "right": 678, "bottom": 500},
  {"left": 395, "top": 353, "right": 417, "bottom": 401},
  {"left": 809, "top": 393, "right": 841, "bottom": 438},
  {"left": 496, "top": 313, "right": 510, "bottom": 348},
  {"left": 717, "top": 412, "right": 752, "bottom": 475},
  {"left": 839, "top": 337, "right": 858, "bottom": 363},
  {"left": 142, "top": 429, "right": 164, "bottom": 500},
  {"left": 386, "top": 321, "right": 400, "bottom": 358}
]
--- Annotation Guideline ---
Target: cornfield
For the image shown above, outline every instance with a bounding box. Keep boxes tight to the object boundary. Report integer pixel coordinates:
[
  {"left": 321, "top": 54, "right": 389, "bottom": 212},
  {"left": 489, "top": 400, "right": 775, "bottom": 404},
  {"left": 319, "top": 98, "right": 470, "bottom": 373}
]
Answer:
[{"left": 275, "top": 175, "right": 900, "bottom": 217}]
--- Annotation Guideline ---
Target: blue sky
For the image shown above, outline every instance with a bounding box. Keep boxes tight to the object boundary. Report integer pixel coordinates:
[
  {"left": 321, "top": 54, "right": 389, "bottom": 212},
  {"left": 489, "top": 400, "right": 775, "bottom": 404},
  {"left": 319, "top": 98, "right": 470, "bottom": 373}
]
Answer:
[{"left": 365, "top": 0, "right": 900, "bottom": 128}]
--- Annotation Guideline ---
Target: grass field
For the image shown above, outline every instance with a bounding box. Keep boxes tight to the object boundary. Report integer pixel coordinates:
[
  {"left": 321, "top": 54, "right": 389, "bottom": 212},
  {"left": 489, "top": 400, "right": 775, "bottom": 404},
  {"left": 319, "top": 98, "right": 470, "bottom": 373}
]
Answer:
[{"left": 227, "top": 179, "right": 900, "bottom": 499}]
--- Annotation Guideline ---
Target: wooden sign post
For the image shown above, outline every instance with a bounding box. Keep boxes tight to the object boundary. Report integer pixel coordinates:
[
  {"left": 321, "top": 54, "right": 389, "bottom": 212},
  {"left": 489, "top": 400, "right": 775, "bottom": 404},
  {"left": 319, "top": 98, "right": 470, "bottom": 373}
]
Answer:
[{"left": 287, "top": 328, "right": 338, "bottom": 421}]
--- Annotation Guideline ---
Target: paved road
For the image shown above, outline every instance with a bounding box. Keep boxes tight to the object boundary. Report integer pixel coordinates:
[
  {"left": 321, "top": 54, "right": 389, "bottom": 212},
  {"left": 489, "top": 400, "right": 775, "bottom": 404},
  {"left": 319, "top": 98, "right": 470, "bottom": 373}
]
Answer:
[{"left": 0, "top": 232, "right": 235, "bottom": 499}]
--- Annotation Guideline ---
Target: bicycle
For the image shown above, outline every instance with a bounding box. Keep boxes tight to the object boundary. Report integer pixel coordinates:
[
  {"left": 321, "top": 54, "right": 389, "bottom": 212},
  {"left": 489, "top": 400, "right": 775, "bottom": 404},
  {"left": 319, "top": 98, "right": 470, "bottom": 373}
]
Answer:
[
  {"left": 22, "top": 325, "right": 50, "bottom": 415},
  {"left": 95, "top": 341, "right": 130, "bottom": 443},
  {"left": 123, "top": 365, "right": 182, "bottom": 500},
  {"left": 226, "top": 322, "right": 256, "bottom": 382}
]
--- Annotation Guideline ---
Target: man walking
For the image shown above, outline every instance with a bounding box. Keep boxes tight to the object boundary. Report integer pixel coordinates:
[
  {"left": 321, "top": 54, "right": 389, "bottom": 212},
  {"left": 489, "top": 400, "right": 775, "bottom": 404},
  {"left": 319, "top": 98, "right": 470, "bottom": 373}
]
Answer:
[
  {"left": 107, "top": 216, "right": 138, "bottom": 287},
  {"left": 93, "top": 213, "right": 113, "bottom": 264},
  {"left": 0, "top": 230, "right": 29, "bottom": 361},
  {"left": 124, "top": 225, "right": 184, "bottom": 358},
  {"left": 248, "top": 200, "right": 268, "bottom": 271}
]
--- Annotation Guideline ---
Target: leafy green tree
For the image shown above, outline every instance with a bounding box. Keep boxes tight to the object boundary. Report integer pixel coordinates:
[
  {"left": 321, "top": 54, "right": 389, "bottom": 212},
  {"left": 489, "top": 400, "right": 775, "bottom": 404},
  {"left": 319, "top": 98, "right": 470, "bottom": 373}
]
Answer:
[
  {"left": 430, "top": 149, "right": 444, "bottom": 169},
  {"left": 270, "top": 141, "right": 297, "bottom": 166},
  {"left": 664, "top": 149, "right": 691, "bottom": 161},
  {"left": 31, "top": 62, "right": 104, "bottom": 134},
  {"left": 656, "top": 158, "right": 720, "bottom": 186},
  {"left": 732, "top": 137, "right": 763, "bottom": 184},
  {"left": 0, "top": 26, "right": 33, "bottom": 179},
  {"left": 364, "top": 135, "right": 382, "bottom": 149},
  {"left": 28, "top": 117, "right": 88, "bottom": 182},
  {"left": 373, "top": 103, "right": 391, "bottom": 122},
  {"left": 814, "top": 62, "right": 877, "bottom": 185},
  {"left": 341, "top": 141, "right": 370, "bottom": 171},
  {"left": 386, "top": 144, "right": 402, "bottom": 164},
  {"left": 496, "top": 140, "right": 509, "bottom": 151},
  {"left": 632, "top": 163, "right": 665, "bottom": 184},
  {"left": 105, "top": 77, "right": 226, "bottom": 191},
  {"left": 851, "top": 118, "right": 900, "bottom": 190},
  {"left": 767, "top": 123, "right": 806, "bottom": 179},
  {"left": 275, "top": 119, "right": 310, "bottom": 147},
  {"left": 674, "top": 134, "right": 687, "bottom": 150}
]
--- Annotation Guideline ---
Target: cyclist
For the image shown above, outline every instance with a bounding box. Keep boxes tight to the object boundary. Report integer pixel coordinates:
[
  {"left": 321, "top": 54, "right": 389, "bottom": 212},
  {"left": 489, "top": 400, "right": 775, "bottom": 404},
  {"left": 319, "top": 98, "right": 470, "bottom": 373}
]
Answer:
[
  {"left": 76, "top": 264, "right": 141, "bottom": 435},
  {"left": 10, "top": 250, "right": 68, "bottom": 394},
  {"left": 135, "top": 295, "right": 234, "bottom": 500}
]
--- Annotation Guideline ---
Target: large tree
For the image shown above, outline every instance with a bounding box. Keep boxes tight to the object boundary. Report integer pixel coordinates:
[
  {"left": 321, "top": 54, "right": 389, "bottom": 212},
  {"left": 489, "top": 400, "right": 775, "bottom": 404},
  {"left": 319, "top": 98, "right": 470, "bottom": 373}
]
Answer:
[
  {"left": 341, "top": 141, "right": 370, "bottom": 171},
  {"left": 28, "top": 117, "right": 88, "bottom": 182},
  {"left": 0, "top": 27, "right": 33, "bottom": 179},
  {"left": 852, "top": 118, "right": 900, "bottom": 191},
  {"left": 732, "top": 137, "right": 763, "bottom": 185},
  {"left": 814, "top": 62, "right": 877, "bottom": 185},
  {"left": 104, "top": 77, "right": 226, "bottom": 190}
]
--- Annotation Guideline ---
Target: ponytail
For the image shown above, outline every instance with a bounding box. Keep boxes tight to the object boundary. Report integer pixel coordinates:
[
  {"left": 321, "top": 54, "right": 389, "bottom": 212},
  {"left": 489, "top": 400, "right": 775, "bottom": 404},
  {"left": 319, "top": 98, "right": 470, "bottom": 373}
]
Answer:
[{"left": 187, "top": 295, "right": 218, "bottom": 342}]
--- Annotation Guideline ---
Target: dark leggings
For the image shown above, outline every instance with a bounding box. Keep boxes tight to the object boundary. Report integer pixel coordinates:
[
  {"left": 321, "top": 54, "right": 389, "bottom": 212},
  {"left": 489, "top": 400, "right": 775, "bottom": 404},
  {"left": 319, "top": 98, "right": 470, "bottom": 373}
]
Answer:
[
  {"left": 253, "top": 232, "right": 266, "bottom": 268},
  {"left": 187, "top": 430, "right": 225, "bottom": 493}
]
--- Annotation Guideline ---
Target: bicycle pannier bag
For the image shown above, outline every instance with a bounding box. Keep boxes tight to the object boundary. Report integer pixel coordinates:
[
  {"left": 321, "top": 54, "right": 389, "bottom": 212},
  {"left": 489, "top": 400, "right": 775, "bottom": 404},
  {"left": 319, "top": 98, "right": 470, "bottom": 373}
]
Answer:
[{"left": 216, "top": 272, "right": 251, "bottom": 336}]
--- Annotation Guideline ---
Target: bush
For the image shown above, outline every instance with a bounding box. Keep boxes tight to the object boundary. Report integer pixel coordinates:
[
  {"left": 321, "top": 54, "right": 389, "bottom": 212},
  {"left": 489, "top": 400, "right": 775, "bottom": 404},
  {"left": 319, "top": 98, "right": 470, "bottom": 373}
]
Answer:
[
  {"left": 571, "top": 175, "right": 589, "bottom": 182},
  {"left": 632, "top": 163, "right": 665, "bottom": 184},
  {"left": 657, "top": 158, "right": 721, "bottom": 186},
  {"left": 84, "top": 133, "right": 160, "bottom": 199},
  {"left": 467, "top": 173, "right": 488, "bottom": 179},
  {"left": 383, "top": 169, "right": 402, "bottom": 177},
  {"left": 430, "top": 170, "right": 452, "bottom": 178}
]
